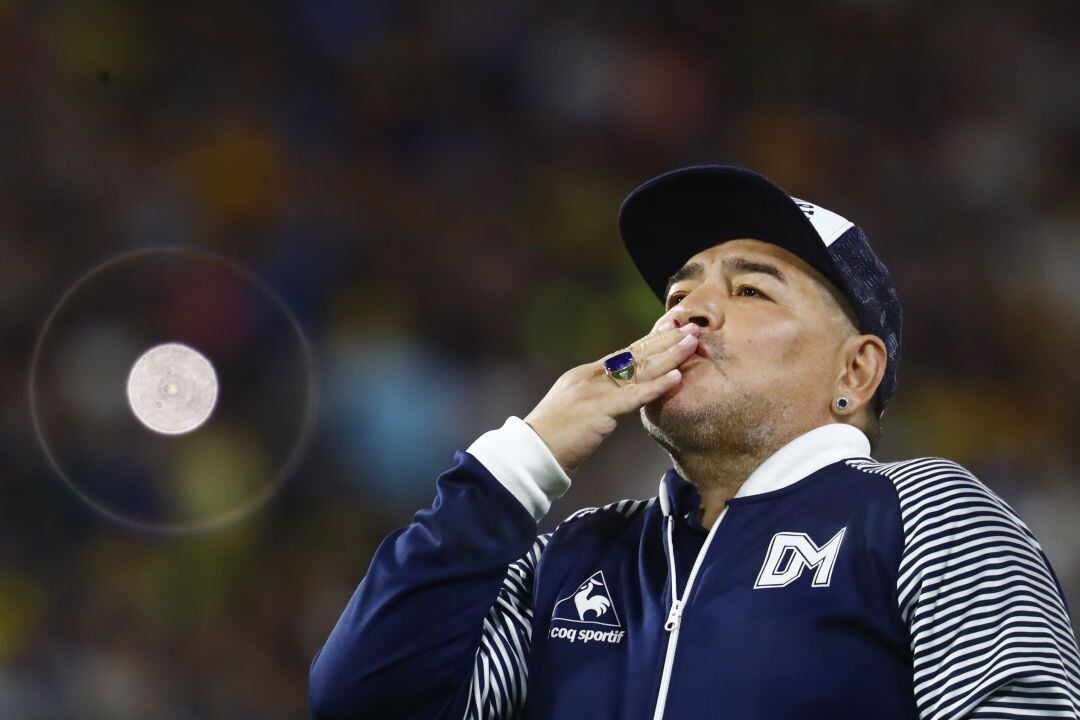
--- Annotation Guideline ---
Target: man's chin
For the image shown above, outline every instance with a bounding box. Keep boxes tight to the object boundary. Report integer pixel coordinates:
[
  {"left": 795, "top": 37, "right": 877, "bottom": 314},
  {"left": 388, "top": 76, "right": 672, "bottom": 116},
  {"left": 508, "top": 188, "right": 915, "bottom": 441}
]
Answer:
[
  {"left": 642, "top": 382, "right": 683, "bottom": 417},
  {"left": 641, "top": 376, "right": 792, "bottom": 458},
  {"left": 641, "top": 384, "right": 705, "bottom": 437},
  {"left": 640, "top": 392, "right": 710, "bottom": 456}
]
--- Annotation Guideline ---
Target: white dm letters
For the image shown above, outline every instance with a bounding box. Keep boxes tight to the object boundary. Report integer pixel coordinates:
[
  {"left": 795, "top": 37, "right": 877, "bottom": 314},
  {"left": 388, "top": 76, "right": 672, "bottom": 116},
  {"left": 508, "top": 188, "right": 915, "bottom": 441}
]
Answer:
[{"left": 753, "top": 528, "right": 847, "bottom": 589}]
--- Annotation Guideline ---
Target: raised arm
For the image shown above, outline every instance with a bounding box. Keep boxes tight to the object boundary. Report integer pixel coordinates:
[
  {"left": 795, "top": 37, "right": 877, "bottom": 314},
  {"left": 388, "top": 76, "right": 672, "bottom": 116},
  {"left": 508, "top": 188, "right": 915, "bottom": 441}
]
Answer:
[
  {"left": 308, "top": 418, "right": 568, "bottom": 719},
  {"left": 309, "top": 320, "right": 695, "bottom": 718}
]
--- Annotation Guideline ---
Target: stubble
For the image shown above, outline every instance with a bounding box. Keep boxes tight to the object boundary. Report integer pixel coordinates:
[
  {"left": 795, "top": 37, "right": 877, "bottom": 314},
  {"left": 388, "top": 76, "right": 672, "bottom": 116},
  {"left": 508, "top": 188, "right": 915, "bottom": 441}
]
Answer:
[{"left": 639, "top": 372, "right": 792, "bottom": 459}]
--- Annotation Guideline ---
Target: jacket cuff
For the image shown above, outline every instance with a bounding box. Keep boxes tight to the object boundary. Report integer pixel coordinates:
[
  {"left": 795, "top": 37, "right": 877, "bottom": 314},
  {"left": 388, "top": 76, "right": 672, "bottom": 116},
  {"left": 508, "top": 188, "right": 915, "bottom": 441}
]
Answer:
[{"left": 466, "top": 416, "right": 572, "bottom": 521}]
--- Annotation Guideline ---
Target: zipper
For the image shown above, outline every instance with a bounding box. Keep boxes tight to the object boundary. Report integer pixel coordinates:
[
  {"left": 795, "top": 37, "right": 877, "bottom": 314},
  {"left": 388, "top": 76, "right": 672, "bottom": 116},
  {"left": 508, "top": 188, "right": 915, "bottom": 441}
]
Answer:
[{"left": 650, "top": 506, "right": 729, "bottom": 720}]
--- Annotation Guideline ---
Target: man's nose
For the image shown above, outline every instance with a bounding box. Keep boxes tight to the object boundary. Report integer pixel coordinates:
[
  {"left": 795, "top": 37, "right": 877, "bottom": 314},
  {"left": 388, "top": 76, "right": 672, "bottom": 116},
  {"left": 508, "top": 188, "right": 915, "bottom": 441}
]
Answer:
[{"left": 659, "top": 286, "right": 725, "bottom": 332}]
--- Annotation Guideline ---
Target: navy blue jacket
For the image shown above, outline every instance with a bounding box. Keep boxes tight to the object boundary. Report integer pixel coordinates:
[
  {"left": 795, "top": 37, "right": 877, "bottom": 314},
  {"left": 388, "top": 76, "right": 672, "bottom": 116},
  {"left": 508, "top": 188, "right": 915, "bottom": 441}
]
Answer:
[{"left": 309, "top": 420, "right": 1080, "bottom": 719}]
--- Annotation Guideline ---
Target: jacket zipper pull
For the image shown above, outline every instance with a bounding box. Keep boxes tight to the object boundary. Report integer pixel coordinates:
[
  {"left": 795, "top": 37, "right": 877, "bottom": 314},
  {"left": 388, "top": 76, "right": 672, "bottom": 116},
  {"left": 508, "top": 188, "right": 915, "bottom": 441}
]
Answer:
[{"left": 664, "top": 599, "right": 685, "bottom": 632}]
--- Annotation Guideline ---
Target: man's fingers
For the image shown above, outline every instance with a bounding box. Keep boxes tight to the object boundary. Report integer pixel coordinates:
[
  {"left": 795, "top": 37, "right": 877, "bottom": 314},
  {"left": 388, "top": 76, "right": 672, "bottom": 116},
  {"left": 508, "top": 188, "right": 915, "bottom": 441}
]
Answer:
[
  {"left": 628, "top": 324, "right": 698, "bottom": 363},
  {"left": 651, "top": 317, "right": 676, "bottom": 334},
  {"left": 634, "top": 330, "right": 698, "bottom": 381},
  {"left": 609, "top": 368, "right": 682, "bottom": 414},
  {"left": 596, "top": 324, "right": 698, "bottom": 383}
]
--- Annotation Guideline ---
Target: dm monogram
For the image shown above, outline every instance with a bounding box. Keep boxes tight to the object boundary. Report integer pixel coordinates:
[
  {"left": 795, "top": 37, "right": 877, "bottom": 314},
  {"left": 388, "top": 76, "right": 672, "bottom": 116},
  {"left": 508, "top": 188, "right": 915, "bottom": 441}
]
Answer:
[{"left": 753, "top": 528, "right": 847, "bottom": 589}]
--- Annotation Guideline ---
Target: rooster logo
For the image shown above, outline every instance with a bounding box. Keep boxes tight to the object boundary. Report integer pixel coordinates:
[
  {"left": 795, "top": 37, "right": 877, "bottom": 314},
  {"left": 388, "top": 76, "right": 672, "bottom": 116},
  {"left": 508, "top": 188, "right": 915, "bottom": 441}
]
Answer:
[
  {"left": 573, "top": 577, "right": 611, "bottom": 620},
  {"left": 551, "top": 571, "right": 621, "bottom": 627}
]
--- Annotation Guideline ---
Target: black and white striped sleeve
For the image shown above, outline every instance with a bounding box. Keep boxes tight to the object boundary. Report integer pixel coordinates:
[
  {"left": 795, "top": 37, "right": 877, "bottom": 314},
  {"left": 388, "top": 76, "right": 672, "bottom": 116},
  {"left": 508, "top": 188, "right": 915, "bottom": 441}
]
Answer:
[
  {"left": 884, "top": 457, "right": 1080, "bottom": 718},
  {"left": 462, "top": 532, "right": 550, "bottom": 720}
]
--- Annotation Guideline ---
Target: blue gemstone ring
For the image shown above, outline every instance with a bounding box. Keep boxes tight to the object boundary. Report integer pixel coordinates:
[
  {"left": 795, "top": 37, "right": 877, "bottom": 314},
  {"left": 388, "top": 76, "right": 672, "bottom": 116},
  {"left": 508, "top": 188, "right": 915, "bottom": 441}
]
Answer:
[{"left": 603, "top": 351, "right": 635, "bottom": 385}]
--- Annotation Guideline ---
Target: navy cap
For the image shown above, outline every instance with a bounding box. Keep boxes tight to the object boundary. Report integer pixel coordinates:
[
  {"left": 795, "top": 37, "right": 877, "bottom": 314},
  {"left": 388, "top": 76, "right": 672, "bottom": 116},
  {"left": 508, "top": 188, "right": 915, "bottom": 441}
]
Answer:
[{"left": 618, "top": 165, "right": 902, "bottom": 414}]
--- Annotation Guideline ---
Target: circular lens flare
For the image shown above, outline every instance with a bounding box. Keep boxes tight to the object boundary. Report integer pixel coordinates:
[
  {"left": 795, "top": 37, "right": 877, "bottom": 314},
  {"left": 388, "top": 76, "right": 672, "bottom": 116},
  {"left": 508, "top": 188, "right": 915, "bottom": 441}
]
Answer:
[{"left": 29, "top": 247, "right": 315, "bottom": 535}]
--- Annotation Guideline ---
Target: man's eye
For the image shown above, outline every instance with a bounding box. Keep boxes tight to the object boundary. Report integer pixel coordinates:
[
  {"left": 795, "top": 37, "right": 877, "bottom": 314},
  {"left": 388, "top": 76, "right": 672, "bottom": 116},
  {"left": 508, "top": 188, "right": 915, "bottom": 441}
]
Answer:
[
  {"left": 667, "top": 293, "right": 686, "bottom": 307},
  {"left": 736, "top": 285, "right": 766, "bottom": 299}
]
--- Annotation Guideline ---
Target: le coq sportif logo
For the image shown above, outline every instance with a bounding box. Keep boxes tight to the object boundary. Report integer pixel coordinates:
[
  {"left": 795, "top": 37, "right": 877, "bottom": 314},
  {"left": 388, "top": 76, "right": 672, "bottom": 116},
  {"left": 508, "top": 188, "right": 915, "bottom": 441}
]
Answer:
[
  {"left": 549, "top": 571, "right": 626, "bottom": 646},
  {"left": 551, "top": 571, "right": 621, "bottom": 627}
]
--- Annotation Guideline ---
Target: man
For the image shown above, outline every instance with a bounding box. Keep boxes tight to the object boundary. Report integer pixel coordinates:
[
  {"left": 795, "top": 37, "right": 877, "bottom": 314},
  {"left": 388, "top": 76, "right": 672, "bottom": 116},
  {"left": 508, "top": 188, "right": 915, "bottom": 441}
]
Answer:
[{"left": 309, "top": 166, "right": 1080, "bottom": 719}]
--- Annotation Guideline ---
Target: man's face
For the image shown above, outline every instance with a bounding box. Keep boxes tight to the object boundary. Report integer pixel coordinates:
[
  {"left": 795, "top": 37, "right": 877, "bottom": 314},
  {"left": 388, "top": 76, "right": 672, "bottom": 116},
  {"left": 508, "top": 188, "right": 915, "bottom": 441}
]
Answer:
[{"left": 640, "top": 238, "right": 853, "bottom": 455}]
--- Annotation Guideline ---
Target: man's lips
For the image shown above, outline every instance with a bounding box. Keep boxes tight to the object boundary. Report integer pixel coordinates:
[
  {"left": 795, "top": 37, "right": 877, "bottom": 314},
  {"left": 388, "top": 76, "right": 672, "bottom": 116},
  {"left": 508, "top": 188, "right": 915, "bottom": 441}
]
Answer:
[
  {"left": 679, "top": 337, "right": 717, "bottom": 369},
  {"left": 692, "top": 335, "right": 716, "bottom": 359},
  {"left": 680, "top": 348, "right": 706, "bottom": 368}
]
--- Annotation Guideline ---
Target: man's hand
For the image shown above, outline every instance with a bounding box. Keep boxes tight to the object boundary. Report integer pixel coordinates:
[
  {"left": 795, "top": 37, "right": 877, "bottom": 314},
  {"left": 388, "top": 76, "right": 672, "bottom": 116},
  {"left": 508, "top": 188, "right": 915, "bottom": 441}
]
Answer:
[{"left": 524, "top": 320, "right": 700, "bottom": 477}]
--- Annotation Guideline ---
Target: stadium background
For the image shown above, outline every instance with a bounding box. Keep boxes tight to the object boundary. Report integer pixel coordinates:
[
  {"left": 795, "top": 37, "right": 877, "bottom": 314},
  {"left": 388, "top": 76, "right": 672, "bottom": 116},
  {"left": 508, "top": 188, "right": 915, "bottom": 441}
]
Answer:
[{"left": 2, "top": 1, "right": 1079, "bottom": 717}]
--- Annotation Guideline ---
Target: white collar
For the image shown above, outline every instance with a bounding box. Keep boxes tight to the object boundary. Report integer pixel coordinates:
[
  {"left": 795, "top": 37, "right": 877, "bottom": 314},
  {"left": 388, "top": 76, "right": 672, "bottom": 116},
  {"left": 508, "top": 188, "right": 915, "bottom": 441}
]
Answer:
[
  {"left": 658, "top": 423, "right": 871, "bottom": 515},
  {"left": 735, "top": 423, "right": 871, "bottom": 498}
]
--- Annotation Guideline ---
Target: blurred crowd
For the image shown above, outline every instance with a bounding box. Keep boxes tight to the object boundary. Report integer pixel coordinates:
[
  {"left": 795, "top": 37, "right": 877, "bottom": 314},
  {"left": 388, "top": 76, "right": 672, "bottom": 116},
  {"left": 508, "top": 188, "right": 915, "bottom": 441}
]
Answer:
[{"left": 1, "top": 0, "right": 1079, "bottom": 717}]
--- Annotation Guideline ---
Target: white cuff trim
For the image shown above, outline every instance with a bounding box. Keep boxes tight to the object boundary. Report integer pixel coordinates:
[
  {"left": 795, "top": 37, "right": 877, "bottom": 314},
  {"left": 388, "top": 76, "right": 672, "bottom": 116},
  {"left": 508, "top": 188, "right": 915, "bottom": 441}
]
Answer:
[{"left": 466, "top": 416, "right": 572, "bottom": 521}]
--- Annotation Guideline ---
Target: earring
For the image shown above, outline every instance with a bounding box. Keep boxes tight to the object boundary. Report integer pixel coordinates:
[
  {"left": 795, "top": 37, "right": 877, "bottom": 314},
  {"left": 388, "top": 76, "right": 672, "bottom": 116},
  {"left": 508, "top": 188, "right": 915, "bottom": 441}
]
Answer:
[{"left": 834, "top": 397, "right": 850, "bottom": 411}]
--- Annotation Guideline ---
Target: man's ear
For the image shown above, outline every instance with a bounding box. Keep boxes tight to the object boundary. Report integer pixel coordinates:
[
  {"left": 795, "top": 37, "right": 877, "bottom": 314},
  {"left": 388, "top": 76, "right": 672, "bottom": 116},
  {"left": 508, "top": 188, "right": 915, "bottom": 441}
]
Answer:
[{"left": 833, "top": 334, "right": 887, "bottom": 417}]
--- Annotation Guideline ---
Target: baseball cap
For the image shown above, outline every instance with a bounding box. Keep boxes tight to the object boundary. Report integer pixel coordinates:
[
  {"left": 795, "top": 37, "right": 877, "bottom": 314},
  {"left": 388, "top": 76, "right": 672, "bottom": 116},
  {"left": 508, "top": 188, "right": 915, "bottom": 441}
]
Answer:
[{"left": 618, "top": 165, "right": 902, "bottom": 414}]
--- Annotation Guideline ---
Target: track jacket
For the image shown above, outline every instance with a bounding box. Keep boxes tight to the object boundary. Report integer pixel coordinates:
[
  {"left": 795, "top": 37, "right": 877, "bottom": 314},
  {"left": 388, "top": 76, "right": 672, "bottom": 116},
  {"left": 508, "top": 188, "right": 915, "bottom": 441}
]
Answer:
[{"left": 309, "top": 418, "right": 1080, "bottom": 719}]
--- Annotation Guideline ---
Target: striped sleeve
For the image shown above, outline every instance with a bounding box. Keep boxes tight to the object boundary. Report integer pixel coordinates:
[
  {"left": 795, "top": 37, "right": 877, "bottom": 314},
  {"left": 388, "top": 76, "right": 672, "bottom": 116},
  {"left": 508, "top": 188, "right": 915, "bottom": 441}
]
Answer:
[
  {"left": 559, "top": 496, "right": 655, "bottom": 525},
  {"left": 852, "top": 457, "right": 1080, "bottom": 718},
  {"left": 463, "top": 533, "right": 550, "bottom": 720}
]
